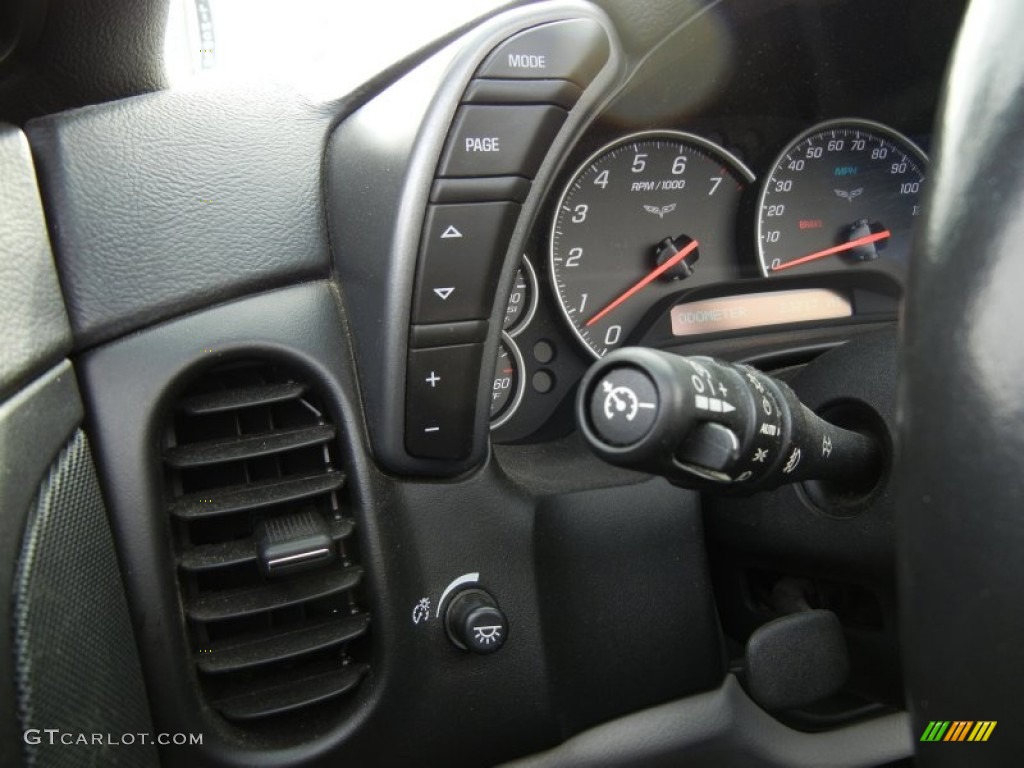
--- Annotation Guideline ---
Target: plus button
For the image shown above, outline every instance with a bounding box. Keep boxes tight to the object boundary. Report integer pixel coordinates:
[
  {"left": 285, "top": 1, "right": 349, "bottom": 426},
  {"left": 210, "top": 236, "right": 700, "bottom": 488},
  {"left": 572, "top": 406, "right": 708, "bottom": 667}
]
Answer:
[{"left": 426, "top": 371, "right": 441, "bottom": 388}]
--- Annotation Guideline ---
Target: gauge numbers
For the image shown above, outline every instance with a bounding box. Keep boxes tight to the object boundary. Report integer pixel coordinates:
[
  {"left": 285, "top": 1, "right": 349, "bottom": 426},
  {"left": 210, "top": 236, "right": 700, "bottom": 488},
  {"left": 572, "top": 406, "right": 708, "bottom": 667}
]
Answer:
[
  {"left": 757, "top": 119, "right": 927, "bottom": 282},
  {"left": 550, "top": 131, "right": 753, "bottom": 358},
  {"left": 490, "top": 334, "right": 525, "bottom": 429},
  {"left": 503, "top": 256, "right": 538, "bottom": 336}
]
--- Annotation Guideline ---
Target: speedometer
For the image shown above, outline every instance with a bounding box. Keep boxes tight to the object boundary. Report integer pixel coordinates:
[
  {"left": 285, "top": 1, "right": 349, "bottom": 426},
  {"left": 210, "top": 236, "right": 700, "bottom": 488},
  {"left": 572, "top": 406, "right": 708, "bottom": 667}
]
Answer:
[
  {"left": 756, "top": 119, "right": 927, "bottom": 281},
  {"left": 550, "top": 131, "right": 754, "bottom": 358}
]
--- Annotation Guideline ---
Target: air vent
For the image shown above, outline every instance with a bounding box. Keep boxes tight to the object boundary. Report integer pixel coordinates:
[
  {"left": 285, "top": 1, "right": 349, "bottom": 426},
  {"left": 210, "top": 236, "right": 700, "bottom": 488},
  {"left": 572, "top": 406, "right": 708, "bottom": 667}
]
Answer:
[{"left": 163, "top": 362, "right": 369, "bottom": 724}]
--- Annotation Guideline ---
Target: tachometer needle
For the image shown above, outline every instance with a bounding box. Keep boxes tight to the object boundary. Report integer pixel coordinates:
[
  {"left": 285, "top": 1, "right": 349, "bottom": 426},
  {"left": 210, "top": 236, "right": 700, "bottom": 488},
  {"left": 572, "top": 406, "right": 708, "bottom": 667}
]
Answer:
[
  {"left": 585, "top": 239, "right": 700, "bottom": 327},
  {"left": 771, "top": 230, "right": 891, "bottom": 272}
]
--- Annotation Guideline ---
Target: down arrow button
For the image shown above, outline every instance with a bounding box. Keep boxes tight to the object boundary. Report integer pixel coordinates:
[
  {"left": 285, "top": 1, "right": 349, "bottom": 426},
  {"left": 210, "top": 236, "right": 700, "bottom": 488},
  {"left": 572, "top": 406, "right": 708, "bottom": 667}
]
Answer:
[{"left": 412, "top": 202, "right": 520, "bottom": 324}]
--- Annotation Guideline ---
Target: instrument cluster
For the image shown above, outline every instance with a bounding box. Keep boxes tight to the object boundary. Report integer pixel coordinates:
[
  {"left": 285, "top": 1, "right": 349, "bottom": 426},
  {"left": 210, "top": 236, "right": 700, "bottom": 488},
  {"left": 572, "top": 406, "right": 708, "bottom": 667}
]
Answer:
[{"left": 490, "top": 118, "right": 927, "bottom": 436}]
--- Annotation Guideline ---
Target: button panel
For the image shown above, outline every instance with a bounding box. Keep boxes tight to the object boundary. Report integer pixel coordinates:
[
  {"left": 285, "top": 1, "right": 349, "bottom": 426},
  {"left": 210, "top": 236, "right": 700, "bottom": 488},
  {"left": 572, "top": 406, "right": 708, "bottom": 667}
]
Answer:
[
  {"left": 401, "top": 16, "right": 611, "bottom": 465},
  {"left": 476, "top": 18, "right": 609, "bottom": 86},
  {"left": 406, "top": 344, "right": 484, "bottom": 460},
  {"left": 438, "top": 105, "right": 567, "bottom": 178},
  {"left": 412, "top": 202, "right": 520, "bottom": 324}
]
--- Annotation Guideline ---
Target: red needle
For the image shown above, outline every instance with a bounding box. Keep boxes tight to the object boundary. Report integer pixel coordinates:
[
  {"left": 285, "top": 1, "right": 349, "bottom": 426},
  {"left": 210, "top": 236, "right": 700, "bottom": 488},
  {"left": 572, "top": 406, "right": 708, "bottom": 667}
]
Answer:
[
  {"left": 771, "top": 230, "right": 891, "bottom": 272},
  {"left": 585, "top": 239, "right": 699, "bottom": 327}
]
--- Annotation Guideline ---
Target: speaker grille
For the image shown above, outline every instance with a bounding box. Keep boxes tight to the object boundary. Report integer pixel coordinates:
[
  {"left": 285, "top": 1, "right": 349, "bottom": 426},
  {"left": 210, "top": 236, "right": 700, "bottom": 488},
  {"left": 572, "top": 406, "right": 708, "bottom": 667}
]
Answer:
[{"left": 15, "top": 430, "right": 158, "bottom": 766}]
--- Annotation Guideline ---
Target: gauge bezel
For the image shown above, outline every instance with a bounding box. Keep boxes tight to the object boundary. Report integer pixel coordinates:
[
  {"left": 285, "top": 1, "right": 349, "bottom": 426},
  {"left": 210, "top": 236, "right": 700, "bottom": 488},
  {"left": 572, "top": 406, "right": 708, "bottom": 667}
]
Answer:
[
  {"left": 489, "top": 332, "right": 527, "bottom": 430},
  {"left": 548, "top": 129, "right": 755, "bottom": 359},
  {"left": 754, "top": 117, "right": 929, "bottom": 279},
  {"left": 506, "top": 255, "right": 539, "bottom": 338}
]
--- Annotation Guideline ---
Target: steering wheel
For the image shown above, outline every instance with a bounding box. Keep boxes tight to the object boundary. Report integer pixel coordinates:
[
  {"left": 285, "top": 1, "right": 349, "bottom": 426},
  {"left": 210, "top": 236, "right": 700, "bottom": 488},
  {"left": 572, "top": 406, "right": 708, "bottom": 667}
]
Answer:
[{"left": 899, "top": 0, "right": 1024, "bottom": 760}]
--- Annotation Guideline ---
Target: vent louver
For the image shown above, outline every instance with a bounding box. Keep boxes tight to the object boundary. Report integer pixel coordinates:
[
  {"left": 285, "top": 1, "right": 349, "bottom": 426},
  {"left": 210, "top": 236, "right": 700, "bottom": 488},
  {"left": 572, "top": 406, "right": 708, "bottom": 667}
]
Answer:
[{"left": 163, "top": 362, "right": 369, "bottom": 724}]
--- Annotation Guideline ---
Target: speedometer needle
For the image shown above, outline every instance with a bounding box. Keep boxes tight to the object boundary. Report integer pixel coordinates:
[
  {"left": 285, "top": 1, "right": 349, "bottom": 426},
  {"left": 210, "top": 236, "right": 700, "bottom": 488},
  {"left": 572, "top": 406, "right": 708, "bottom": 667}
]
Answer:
[
  {"left": 771, "top": 229, "right": 891, "bottom": 272},
  {"left": 585, "top": 239, "right": 700, "bottom": 327}
]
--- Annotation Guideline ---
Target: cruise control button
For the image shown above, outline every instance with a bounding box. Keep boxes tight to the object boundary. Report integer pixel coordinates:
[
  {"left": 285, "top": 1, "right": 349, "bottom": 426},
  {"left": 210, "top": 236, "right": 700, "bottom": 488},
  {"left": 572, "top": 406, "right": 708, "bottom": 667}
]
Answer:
[
  {"left": 588, "top": 368, "right": 659, "bottom": 446},
  {"left": 438, "top": 105, "right": 566, "bottom": 178},
  {"left": 476, "top": 18, "right": 609, "bottom": 87},
  {"left": 406, "top": 344, "right": 484, "bottom": 460},
  {"left": 412, "top": 202, "right": 520, "bottom": 324}
]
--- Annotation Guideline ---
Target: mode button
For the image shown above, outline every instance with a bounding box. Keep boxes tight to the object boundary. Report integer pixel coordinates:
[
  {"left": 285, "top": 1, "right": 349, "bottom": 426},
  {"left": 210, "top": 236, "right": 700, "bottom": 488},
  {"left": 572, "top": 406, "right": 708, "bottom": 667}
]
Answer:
[{"left": 477, "top": 18, "right": 610, "bottom": 87}]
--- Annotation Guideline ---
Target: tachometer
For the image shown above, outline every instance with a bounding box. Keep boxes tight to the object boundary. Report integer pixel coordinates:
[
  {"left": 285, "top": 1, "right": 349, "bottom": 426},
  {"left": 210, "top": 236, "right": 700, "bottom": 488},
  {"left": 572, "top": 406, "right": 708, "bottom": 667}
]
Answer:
[
  {"left": 756, "top": 119, "right": 927, "bottom": 281},
  {"left": 550, "top": 131, "right": 754, "bottom": 358}
]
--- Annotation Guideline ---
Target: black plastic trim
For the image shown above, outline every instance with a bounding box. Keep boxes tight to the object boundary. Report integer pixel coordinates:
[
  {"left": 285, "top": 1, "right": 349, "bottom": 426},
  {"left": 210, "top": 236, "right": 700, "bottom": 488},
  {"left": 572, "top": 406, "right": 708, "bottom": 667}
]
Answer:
[
  {"left": 500, "top": 675, "right": 912, "bottom": 768},
  {"left": 76, "top": 281, "right": 387, "bottom": 766},
  {"left": 198, "top": 615, "right": 370, "bottom": 675},
  {"left": 430, "top": 176, "right": 533, "bottom": 204},
  {"left": 185, "top": 566, "right": 363, "bottom": 622},
  {"left": 214, "top": 663, "right": 368, "bottom": 722},
  {"left": 179, "top": 381, "right": 308, "bottom": 415},
  {"left": 410, "top": 319, "right": 490, "bottom": 348},
  {"left": 168, "top": 471, "right": 346, "bottom": 520},
  {"left": 163, "top": 424, "right": 335, "bottom": 468},
  {"left": 463, "top": 78, "right": 584, "bottom": 108}
]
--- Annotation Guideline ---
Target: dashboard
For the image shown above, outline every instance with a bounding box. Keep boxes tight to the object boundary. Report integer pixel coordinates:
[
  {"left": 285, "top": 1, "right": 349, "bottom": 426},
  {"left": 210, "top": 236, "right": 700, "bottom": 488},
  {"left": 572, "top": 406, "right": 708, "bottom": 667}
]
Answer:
[
  {"left": 319, "top": 4, "right": 959, "bottom": 756},
  {"left": 0, "top": 1, "right": 980, "bottom": 767}
]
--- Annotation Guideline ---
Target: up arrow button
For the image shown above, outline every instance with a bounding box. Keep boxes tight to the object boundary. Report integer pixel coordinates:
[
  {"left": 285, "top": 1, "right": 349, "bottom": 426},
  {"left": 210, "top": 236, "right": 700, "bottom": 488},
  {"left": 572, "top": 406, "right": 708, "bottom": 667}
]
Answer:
[{"left": 412, "top": 202, "right": 521, "bottom": 324}]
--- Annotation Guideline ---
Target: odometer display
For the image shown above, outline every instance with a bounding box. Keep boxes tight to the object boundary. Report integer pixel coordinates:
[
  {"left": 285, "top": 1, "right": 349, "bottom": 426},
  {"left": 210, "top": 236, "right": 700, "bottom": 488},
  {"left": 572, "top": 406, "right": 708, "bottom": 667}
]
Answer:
[
  {"left": 757, "top": 119, "right": 927, "bottom": 281},
  {"left": 550, "top": 131, "right": 753, "bottom": 358}
]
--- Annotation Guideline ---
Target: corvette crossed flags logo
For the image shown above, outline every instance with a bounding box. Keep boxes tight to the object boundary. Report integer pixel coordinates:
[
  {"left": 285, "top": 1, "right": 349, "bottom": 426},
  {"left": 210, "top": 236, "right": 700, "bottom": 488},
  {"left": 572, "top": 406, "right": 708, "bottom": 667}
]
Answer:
[{"left": 643, "top": 203, "right": 677, "bottom": 219}]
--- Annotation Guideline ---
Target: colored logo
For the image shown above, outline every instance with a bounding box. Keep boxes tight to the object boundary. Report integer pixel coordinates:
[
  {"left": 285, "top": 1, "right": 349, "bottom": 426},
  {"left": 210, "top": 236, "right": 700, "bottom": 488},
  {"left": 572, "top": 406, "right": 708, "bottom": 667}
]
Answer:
[{"left": 920, "top": 721, "right": 997, "bottom": 742}]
